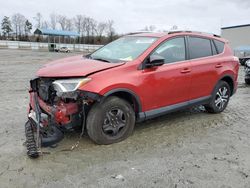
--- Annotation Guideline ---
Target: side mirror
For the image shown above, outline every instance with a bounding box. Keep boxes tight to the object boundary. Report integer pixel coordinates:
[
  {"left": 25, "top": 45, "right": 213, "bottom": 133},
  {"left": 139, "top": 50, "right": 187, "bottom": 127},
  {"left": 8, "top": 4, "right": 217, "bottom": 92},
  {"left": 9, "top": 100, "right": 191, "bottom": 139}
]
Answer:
[{"left": 146, "top": 55, "right": 165, "bottom": 68}]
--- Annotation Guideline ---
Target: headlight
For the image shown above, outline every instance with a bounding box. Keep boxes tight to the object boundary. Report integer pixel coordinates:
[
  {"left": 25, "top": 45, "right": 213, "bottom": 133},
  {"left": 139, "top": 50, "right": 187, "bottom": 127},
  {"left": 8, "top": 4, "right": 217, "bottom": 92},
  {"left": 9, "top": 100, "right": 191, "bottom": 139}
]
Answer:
[{"left": 53, "top": 78, "right": 91, "bottom": 94}]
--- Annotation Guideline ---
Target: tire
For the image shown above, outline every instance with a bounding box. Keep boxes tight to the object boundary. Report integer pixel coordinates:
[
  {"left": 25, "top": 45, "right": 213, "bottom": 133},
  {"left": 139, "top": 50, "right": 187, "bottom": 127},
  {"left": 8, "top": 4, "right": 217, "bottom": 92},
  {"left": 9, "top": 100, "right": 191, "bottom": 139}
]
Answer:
[
  {"left": 86, "top": 96, "right": 135, "bottom": 145},
  {"left": 245, "top": 78, "right": 250, "bottom": 85},
  {"left": 205, "top": 81, "right": 231, "bottom": 113}
]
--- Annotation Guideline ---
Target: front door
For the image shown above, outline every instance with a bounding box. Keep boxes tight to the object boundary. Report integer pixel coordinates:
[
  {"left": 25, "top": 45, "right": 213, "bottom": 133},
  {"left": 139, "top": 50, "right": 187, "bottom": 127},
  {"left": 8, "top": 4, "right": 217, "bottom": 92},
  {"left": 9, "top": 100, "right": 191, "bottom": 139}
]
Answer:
[{"left": 139, "top": 37, "right": 192, "bottom": 111}]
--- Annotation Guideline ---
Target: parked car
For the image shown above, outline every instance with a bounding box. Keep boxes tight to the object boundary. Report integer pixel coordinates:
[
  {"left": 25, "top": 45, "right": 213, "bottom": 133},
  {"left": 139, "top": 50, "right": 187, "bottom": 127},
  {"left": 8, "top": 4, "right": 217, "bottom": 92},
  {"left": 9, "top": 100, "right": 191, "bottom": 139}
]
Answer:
[
  {"left": 245, "top": 60, "right": 250, "bottom": 84},
  {"left": 25, "top": 31, "right": 239, "bottom": 158},
  {"left": 234, "top": 46, "right": 250, "bottom": 66},
  {"left": 55, "top": 47, "right": 70, "bottom": 53}
]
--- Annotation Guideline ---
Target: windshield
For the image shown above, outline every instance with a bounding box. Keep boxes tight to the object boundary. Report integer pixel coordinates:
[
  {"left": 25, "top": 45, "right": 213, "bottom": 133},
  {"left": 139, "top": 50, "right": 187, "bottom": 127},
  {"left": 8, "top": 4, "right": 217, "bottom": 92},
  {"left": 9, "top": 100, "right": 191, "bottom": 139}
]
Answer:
[{"left": 90, "top": 36, "right": 157, "bottom": 63}]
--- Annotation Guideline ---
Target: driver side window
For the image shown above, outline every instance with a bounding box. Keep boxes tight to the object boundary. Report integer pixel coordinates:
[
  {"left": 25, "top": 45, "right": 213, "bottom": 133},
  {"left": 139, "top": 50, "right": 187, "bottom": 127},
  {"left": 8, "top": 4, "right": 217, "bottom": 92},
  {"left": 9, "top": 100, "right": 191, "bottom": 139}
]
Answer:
[{"left": 152, "top": 37, "right": 186, "bottom": 64}]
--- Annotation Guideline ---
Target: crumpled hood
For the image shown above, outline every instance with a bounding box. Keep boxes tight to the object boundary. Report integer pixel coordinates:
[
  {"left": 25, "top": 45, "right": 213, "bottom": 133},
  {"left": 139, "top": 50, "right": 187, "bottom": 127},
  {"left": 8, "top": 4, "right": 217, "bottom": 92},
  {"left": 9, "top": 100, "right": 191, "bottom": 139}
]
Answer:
[{"left": 37, "top": 55, "right": 124, "bottom": 77}]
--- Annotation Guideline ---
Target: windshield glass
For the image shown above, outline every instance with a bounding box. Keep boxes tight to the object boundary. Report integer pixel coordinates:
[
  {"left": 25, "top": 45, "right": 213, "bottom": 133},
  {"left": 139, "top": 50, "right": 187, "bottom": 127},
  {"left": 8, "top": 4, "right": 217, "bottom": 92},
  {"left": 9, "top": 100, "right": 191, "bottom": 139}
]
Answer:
[{"left": 90, "top": 36, "right": 157, "bottom": 62}]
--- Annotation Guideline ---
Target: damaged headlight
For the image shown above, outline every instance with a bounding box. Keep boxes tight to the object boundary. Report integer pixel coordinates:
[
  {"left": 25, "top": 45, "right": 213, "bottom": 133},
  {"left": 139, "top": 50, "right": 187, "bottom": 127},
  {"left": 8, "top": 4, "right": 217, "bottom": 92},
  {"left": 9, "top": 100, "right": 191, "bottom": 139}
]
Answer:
[{"left": 52, "top": 78, "right": 91, "bottom": 97}]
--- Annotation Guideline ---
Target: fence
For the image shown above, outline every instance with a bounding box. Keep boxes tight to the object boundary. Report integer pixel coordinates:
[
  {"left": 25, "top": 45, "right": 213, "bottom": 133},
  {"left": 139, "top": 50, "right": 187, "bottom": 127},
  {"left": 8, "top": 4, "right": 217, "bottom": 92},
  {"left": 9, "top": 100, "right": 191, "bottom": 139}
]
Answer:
[{"left": 0, "top": 40, "right": 103, "bottom": 52}]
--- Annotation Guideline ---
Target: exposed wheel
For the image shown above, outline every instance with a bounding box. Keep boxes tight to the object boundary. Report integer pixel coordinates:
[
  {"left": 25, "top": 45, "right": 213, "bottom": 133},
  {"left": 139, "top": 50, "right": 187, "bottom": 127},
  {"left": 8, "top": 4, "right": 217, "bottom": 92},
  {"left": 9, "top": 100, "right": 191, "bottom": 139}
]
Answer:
[
  {"left": 245, "top": 78, "right": 250, "bottom": 85},
  {"left": 205, "top": 81, "right": 231, "bottom": 113},
  {"left": 86, "top": 96, "right": 135, "bottom": 145}
]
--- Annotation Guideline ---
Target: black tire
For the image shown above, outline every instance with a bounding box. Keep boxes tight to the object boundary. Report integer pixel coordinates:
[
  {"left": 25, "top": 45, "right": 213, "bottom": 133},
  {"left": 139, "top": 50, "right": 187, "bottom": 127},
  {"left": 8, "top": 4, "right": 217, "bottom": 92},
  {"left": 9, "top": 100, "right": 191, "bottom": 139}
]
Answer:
[
  {"left": 245, "top": 78, "right": 250, "bottom": 85},
  {"left": 205, "top": 81, "right": 231, "bottom": 113},
  {"left": 86, "top": 96, "right": 135, "bottom": 145}
]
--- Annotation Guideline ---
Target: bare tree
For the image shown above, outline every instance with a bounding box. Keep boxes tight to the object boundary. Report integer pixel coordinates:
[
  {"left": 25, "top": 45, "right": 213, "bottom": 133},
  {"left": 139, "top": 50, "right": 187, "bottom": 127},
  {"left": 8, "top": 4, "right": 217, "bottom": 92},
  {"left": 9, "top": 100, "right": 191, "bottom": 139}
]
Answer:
[
  {"left": 95, "top": 22, "right": 108, "bottom": 43},
  {"left": 66, "top": 18, "right": 74, "bottom": 31},
  {"left": 57, "top": 15, "right": 67, "bottom": 30},
  {"left": 83, "top": 17, "right": 97, "bottom": 43},
  {"left": 12, "top": 13, "right": 26, "bottom": 40},
  {"left": 50, "top": 13, "right": 57, "bottom": 29},
  {"left": 42, "top": 21, "right": 49, "bottom": 29},
  {"left": 74, "top": 15, "right": 84, "bottom": 34},
  {"left": 143, "top": 25, "right": 156, "bottom": 31},
  {"left": 106, "top": 20, "right": 115, "bottom": 42},
  {"left": 33, "top": 12, "right": 43, "bottom": 28}
]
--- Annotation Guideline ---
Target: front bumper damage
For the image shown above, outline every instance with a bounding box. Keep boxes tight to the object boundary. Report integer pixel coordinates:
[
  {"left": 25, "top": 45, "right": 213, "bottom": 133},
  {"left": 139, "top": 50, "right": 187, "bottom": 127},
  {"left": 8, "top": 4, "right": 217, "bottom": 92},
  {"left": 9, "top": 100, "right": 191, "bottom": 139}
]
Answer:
[{"left": 25, "top": 78, "right": 101, "bottom": 158}]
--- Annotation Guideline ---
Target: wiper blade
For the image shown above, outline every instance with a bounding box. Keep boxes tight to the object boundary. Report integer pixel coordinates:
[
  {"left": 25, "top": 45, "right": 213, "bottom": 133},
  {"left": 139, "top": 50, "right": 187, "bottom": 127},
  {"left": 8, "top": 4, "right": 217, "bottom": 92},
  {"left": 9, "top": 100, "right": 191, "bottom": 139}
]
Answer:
[{"left": 93, "top": 58, "right": 111, "bottom": 63}]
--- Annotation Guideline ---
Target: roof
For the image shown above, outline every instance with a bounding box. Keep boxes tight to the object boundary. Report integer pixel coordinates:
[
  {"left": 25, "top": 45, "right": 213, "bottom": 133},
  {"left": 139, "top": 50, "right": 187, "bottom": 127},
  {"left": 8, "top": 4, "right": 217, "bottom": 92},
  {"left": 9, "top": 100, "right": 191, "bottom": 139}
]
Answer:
[
  {"left": 34, "top": 28, "right": 80, "bottom": 37},
  {"left": 221, "top": 24, "right": 250, "bottom": 30}
]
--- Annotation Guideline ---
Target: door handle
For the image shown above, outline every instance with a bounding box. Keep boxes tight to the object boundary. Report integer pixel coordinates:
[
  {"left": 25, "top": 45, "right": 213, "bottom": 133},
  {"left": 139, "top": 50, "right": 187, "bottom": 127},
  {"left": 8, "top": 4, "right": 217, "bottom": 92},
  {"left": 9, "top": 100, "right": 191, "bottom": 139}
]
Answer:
[
  {"left": 215, "top": 63, "right": 223, "bottom": 68},
  {"left": 181, "top": 68, "right": 191, "bottom": 73}
]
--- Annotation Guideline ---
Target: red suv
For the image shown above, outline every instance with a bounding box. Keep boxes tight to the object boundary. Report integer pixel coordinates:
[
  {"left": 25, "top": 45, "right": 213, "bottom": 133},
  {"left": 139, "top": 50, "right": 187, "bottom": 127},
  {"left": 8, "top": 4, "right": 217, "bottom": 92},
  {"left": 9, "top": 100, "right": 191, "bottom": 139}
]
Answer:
[{"left": 25, "top": 31, "right": 239, "bottom": 158}]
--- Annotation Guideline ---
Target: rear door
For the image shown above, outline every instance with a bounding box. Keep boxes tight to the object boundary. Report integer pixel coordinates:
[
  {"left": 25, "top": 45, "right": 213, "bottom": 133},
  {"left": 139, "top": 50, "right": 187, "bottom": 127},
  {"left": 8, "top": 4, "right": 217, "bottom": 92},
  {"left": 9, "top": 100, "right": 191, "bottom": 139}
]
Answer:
[{"left": 187, "top": 36, "right": 222, "bottom": 100}]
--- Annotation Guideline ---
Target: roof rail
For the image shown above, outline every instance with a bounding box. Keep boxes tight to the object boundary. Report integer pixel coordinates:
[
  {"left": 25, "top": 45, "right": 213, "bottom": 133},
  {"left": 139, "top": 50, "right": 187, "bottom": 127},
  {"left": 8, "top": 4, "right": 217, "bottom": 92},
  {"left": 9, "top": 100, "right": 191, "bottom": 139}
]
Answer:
[
  {"left": 168, "top": 30, "right": 221, "bottom": 38},
  {"left": 126, "top": 31, "right": 154, "bottom": 35}
]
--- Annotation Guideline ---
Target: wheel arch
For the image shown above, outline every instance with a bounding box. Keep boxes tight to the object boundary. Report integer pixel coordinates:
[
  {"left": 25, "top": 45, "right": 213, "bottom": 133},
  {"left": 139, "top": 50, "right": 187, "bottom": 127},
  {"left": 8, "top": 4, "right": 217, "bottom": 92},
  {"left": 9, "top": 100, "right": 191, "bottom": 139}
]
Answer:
[
  {"left": 103, "top": 88, "right": 142, "bottom": 114},
  {"left": 219, "top": 74, "right": 234, "bottom": 96}
]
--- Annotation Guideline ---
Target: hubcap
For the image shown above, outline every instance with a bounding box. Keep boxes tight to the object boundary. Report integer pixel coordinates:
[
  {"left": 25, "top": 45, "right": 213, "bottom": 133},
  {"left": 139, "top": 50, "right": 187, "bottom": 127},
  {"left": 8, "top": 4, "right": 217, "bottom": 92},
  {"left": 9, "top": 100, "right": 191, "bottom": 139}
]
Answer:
[
  {"left": 102, "top": 108, "right": 126, "bottom": 136},
  {"left": 215, "top": 86, "right": 229, "bottom": 110}
]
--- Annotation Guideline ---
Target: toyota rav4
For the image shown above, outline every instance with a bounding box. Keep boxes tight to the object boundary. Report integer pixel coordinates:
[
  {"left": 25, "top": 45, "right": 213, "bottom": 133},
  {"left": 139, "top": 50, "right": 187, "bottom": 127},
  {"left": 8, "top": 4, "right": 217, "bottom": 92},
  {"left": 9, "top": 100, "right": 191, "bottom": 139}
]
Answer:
[{"left": 25, "top": 31, "right": 239, "bottom": 158}]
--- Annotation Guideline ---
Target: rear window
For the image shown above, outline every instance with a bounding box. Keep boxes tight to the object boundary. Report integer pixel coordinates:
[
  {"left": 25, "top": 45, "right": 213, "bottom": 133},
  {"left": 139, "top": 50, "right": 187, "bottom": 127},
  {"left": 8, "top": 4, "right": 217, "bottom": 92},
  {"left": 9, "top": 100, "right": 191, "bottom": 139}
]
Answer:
[
  {"left": 214, "top": 40, "right": 225, "bottom": 54},
  {"left": 188, "top": 37, "right": 212, "bottom": 59}
]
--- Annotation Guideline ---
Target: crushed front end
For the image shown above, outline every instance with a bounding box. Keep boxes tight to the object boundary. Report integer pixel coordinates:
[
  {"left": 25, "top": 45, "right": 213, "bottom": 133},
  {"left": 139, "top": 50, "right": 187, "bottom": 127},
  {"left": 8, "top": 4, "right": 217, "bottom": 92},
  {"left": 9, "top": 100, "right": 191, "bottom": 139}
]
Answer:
[{"left": 25, "top": 77, "right": 100, "bottom": 158}]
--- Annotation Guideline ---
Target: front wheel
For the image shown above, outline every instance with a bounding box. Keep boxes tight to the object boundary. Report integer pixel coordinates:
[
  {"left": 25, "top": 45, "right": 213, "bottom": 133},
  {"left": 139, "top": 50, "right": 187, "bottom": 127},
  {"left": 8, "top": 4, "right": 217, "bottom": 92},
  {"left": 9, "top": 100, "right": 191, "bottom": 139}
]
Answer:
[
  {"left": 86, "top": 96, "right": 135, "bottom": 145},
  {"left": 205, "top": 81, "right": 231, "bottom": 113}
]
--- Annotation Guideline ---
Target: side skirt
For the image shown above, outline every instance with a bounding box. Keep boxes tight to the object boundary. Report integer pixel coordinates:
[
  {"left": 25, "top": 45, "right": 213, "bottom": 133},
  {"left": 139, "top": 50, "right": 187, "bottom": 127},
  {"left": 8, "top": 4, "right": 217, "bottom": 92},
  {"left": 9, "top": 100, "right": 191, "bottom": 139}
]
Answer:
[{"left": 137, "top": 96, "right": 211, "bottom": 122}]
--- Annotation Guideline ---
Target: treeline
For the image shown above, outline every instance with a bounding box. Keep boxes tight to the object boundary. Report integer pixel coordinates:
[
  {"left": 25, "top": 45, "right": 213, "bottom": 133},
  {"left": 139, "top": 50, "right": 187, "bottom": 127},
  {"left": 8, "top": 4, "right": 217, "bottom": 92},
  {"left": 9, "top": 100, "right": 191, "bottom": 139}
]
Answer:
[{"left": 0, "top": 12, "right": 119, "bottom": 44}]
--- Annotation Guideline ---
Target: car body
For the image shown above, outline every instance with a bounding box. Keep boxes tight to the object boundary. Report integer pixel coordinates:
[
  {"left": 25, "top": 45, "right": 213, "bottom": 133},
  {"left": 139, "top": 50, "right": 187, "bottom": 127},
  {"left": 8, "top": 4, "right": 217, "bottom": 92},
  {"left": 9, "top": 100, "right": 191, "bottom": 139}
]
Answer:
[
  {"left": 245, "top": 59, "right": 250, "bottom": 84},
  {"left": 25, "top": 31, "right": 239, "bottom": 158}
]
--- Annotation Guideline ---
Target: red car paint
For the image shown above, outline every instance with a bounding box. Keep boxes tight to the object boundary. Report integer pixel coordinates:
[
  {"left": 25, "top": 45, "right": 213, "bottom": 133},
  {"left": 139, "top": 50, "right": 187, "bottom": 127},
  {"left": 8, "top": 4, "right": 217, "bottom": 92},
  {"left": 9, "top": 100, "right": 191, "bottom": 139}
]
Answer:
[{"left": 36, "top": 32, "right": 239, "bottom": 114}]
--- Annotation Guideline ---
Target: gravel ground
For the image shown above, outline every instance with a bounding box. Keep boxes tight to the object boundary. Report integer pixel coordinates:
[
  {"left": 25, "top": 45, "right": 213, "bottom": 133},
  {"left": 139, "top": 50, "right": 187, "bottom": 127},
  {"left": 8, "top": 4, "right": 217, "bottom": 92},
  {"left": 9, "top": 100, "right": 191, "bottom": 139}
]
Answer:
[{"left": 0, "top": 49, "right": 250, "bottom": 188}]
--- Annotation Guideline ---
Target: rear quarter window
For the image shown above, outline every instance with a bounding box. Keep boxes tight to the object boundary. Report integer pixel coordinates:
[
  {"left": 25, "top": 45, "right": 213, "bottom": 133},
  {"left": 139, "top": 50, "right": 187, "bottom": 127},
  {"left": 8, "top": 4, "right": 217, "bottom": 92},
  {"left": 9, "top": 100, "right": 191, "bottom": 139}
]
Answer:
[{"left": 214, "top": 40, "right": 225, "bottom": 54}]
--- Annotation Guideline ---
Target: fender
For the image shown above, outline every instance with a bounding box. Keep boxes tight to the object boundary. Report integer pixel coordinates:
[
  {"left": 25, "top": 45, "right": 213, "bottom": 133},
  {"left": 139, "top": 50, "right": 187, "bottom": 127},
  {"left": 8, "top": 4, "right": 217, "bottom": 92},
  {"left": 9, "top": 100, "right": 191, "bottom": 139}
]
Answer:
[{"left": 103, "top": 88, "right": 143, "bottom": 113}]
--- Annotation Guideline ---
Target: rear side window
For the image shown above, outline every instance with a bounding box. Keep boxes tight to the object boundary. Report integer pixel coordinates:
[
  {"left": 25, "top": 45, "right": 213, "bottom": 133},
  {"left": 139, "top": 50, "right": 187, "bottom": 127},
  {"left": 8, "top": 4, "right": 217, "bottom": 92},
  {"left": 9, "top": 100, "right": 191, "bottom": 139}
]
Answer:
[
  {"left": 188, "top": 37, "right": 212, "bottom": 59},
  {"left": 214, "top": 40, "right": 225, "bottom": 54}
]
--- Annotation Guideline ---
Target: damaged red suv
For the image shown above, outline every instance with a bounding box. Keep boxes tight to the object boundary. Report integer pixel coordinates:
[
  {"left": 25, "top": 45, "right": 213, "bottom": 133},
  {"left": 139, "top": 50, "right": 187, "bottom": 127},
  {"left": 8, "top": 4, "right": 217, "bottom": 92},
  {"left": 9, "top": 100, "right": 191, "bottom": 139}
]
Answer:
[{"left": 25, "top": 31, "right": 239, "bottom": 158}]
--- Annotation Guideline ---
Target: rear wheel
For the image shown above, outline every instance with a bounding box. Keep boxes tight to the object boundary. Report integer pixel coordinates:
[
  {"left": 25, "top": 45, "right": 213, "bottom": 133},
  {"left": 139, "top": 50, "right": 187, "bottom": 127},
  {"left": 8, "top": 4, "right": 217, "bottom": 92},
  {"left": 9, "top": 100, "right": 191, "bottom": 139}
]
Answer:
[
  {"left": 86, "top": 96, "right": 135, "bottom": 145},
  {"left": 205, "top": 81, "right": 231, "bottom": 113}
]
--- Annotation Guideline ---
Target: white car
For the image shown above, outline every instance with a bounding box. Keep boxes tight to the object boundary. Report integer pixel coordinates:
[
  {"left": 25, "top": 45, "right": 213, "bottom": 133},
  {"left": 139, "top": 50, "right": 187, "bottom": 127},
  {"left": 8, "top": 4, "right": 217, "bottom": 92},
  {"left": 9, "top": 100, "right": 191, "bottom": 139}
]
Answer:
[{"left": 55, "top": 47, "right": 70, "bottom": 53}]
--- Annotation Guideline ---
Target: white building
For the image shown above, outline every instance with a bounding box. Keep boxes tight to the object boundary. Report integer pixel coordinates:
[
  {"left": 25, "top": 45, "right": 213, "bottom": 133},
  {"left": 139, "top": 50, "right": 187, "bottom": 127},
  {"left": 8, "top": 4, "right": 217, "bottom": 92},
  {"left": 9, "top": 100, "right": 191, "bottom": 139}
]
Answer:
[{"left": 221, "top": 24, "right": 250, "bottom": 49}]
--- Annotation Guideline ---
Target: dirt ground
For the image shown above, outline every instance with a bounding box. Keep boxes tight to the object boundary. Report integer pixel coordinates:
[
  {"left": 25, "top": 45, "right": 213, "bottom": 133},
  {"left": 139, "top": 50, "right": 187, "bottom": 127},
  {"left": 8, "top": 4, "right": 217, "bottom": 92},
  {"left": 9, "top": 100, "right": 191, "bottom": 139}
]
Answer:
[{"left": 0, "top": 49, "right": 250, "bottom": 188}]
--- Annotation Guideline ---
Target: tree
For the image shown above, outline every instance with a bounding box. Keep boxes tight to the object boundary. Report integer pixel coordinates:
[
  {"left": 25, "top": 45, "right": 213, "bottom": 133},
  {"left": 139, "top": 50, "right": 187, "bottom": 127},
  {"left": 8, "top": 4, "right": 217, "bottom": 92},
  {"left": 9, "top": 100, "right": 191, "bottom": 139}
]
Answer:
[
  {"left": 50, "top": 13, "right": 57, "bottom": 29},
  {"left": 95, "top": 22, "right": 107, "bottom": 43},
  {"left": 143, "top": 25, "right": 156, "bottom": 31},
  {"left": 1, "top": 16, "right": 12, "bottom": 38},
  {"left": 24, "top": 19, "right": 32, "bottom": 40},
  {"left": 57, "top": 15, "right": 67, "bottom": 30},
  {"left": 106, "top": 20, "right": 115, "bottom": 42},
  {"left": 33, "top": 12, "right": 43, "bottom": 28},
  {"left": 42, "top": 21, "right": 49, "bottom": 29},
  {"left": 12, "top": 13, "right": 26, "bottom": 40},
  {"left": 66, "top": 18, "right": 74, "bottom": 31}
]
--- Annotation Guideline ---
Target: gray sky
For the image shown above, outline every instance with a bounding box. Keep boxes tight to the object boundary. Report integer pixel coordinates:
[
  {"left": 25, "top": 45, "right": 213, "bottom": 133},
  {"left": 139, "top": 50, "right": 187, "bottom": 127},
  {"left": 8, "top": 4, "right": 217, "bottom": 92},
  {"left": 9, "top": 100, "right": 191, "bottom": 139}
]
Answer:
[{"left": 0, "top": 0, "right": 250, "bottom": 34}]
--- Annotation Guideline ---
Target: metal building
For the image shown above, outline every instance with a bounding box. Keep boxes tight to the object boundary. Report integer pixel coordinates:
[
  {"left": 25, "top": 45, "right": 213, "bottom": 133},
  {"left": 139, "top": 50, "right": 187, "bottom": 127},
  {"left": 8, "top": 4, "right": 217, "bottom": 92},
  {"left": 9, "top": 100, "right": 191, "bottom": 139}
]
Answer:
[{"left": 221, "top": 24, "right": 250, "bottom": 49}]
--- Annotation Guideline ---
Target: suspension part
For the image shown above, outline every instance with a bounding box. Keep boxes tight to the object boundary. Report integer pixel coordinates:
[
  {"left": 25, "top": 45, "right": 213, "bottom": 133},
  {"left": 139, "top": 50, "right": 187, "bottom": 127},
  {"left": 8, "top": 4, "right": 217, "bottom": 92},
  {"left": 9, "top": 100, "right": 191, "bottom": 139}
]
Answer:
[{"left": 25, "top": 121, "right": 39, "bottom": 158}]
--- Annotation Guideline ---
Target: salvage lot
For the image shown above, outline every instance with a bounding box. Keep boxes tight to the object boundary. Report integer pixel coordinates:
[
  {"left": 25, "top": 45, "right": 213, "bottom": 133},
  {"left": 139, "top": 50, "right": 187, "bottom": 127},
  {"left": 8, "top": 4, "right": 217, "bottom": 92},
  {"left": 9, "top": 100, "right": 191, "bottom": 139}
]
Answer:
[{"left": 0, "top": 49, "right": 250, "bottom": 188}]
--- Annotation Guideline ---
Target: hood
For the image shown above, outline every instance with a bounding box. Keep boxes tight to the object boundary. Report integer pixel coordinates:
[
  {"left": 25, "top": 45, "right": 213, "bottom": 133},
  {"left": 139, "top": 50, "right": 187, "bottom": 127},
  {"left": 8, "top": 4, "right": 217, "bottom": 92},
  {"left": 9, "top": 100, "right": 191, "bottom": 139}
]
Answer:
[{"left": 37, "top": 55, "right": 125, "bottom": 77}]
